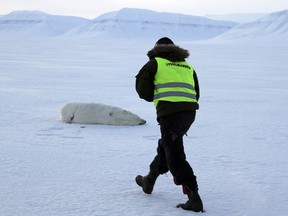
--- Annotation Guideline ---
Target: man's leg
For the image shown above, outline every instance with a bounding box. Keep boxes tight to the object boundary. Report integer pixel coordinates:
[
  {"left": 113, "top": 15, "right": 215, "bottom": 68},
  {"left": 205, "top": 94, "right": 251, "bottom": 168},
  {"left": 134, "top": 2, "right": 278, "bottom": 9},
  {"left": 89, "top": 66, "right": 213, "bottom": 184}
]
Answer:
[
  {"left": 135, "top": 139, "right": 168, "bottom": 194},
  {"left": 159, "top": 111, "right": 203, "bottom": 212}
]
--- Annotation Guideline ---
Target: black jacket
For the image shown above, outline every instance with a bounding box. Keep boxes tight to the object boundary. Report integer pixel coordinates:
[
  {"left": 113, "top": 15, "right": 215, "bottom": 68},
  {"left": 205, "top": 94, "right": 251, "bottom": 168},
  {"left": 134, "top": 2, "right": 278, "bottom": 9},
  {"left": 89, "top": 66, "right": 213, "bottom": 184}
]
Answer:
[{"left": 135, "top": 44, "right": 200, "bottom": 117}]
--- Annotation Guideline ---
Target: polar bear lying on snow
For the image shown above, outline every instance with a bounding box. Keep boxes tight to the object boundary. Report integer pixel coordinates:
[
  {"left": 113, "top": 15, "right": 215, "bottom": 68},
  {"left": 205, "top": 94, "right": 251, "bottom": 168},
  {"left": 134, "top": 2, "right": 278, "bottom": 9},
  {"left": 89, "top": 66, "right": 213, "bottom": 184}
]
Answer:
[{"left": 60, "top": 102, "right": 146, "bottom": 126}]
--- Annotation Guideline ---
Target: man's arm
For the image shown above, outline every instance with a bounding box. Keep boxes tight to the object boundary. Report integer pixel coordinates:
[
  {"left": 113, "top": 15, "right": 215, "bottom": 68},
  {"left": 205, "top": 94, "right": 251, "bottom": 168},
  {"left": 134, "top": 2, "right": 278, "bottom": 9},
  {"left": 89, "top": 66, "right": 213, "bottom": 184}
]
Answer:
[{"left": 135, "top": 59, "right": 157, "bottom": 102}]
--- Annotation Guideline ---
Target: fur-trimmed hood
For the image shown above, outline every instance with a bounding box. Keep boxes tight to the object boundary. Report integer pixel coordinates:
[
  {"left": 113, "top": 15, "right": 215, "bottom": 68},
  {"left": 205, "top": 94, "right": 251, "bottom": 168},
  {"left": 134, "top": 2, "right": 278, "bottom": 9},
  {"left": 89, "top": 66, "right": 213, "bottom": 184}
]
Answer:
[{"left": 147, "top": 44, "right": 190, "bottom": 62}]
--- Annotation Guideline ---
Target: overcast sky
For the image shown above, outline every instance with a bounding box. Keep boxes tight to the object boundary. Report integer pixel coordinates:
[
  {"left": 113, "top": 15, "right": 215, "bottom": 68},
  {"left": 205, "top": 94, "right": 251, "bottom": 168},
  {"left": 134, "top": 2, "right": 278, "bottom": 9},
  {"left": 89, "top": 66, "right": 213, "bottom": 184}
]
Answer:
[{"left": 1, "top": 0, "right": 288, "bottom": 18}]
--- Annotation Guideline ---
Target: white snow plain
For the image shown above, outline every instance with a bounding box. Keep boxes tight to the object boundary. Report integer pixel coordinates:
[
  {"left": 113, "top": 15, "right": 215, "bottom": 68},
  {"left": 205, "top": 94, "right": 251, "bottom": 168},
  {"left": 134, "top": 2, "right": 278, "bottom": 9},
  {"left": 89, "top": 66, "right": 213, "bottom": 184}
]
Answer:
[
  {"left": 1, "top": 36, "right": 287, "bottom": 216},
  {"left": 1, "top": 9, "right": 288, "bottom": 216}
]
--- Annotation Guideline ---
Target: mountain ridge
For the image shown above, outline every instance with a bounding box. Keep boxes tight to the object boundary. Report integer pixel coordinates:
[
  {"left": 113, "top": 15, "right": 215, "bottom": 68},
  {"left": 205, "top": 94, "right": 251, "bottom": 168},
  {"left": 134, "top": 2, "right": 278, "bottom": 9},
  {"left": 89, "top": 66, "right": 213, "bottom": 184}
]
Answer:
[
  {"left": 0, "top": 10, "right": 90, "bottom": 37},
  {"left": 66, "top": 8, "right": 237, "bottom": 40},
  {"left": 217, "top": 9, "right": 288, "bottom": 39},
  {"left": 0, "top": 8, "right": 287, "bottom": 41}
]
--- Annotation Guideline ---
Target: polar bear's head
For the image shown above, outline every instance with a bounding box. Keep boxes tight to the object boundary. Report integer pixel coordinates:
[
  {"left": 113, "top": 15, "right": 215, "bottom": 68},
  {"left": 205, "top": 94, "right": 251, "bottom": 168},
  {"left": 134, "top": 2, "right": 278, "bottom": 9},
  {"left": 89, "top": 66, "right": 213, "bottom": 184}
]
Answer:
[
  {"left": 60, "top": 102, "right": 77, "bottom": 123},
  {"left": 107, "top": 107, "right": 146, "bottom": 126}
]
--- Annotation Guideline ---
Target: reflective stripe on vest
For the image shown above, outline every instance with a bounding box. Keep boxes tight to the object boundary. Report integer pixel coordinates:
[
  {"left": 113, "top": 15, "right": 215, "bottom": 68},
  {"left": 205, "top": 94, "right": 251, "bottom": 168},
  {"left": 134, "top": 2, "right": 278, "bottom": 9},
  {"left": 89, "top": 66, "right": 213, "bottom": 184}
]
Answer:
[{"left": 153, "top": 57, "right": 197, "bottom": 107}]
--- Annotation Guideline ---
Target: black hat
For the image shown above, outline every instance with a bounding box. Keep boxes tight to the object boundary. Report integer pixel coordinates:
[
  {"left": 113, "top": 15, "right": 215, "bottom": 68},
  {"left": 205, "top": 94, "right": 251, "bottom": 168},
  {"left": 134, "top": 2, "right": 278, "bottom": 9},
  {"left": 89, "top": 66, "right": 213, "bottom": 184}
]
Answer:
[{"left": 155, "top": 37, "right": 174, "bottom": 46}]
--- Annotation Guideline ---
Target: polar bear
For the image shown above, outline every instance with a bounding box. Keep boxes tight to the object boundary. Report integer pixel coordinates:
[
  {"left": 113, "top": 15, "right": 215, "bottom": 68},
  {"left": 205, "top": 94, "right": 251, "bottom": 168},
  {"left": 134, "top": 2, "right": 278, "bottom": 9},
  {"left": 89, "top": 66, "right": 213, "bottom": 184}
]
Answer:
[{"left": 60, "top": 102, "right": 146, "bottom": 126}]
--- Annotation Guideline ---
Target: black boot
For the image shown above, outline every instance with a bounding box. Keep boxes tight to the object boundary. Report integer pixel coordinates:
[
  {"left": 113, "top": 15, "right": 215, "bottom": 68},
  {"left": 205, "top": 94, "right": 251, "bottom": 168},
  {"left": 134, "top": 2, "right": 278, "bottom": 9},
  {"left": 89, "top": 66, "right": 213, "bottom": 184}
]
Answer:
[
  {"left": 135, "top": 170, "right": 159, "bottom": 194},
  {"left": 177, "top": 186, "right": 204, "bottom": 212}
]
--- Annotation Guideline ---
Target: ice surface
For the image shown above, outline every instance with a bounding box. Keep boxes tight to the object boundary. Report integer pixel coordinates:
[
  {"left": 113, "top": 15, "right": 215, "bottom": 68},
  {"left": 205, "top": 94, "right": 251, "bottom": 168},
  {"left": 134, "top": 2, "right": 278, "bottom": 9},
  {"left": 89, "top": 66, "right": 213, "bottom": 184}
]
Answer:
[{"left": 0, "top": 8, "right": 288, "bottom": 216}]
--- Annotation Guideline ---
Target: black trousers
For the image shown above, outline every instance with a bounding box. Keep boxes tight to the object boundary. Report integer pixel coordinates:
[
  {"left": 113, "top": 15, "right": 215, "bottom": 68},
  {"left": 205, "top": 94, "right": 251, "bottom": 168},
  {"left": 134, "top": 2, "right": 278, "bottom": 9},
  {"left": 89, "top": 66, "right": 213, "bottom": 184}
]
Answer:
[{"left": 150, "top": 111, "right": 198, "bottom": 192}]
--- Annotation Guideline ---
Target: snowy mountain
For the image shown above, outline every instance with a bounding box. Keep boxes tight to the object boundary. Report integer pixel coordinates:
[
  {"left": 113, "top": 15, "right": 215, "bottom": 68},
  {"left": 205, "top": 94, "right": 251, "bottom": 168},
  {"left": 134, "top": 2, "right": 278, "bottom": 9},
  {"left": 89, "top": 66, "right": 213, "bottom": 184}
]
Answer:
[
  {"left": 218, "top": 9, "right": 288, "bottom": 39},
  {"left": 206, "top": 13, "right": 266, "bottom": 24},
  {"left": 68, "top": 8, "right": 237, "bottom": 40},
  {"left": 0, "top": 10, "right": 89, "bottom": 38},
  {"left": 1, "top": 8, "right": 287, "bottom": 41}
]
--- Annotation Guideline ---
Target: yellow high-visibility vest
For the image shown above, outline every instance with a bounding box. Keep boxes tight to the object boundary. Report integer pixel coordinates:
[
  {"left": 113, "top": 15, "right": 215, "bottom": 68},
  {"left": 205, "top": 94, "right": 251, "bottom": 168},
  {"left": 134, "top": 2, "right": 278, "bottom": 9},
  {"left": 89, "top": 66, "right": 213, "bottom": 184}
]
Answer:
[{"left": 153, "top": 57, "right": 197, "bottom": 107}]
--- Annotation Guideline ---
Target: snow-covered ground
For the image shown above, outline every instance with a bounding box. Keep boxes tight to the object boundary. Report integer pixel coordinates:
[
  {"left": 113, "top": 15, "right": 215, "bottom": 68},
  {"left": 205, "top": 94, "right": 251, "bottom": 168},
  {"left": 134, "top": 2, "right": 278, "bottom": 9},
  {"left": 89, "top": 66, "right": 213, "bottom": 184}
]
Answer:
[{"left": 0, "top": 35, "right": 288, "bottom": 216}]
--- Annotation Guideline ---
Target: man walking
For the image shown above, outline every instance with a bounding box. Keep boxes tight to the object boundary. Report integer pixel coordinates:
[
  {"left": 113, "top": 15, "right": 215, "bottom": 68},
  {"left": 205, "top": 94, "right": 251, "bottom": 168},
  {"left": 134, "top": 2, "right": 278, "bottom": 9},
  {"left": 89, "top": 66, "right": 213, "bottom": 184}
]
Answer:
[{"left": 135, "top": 37, "right": 203, "bottom": 212}]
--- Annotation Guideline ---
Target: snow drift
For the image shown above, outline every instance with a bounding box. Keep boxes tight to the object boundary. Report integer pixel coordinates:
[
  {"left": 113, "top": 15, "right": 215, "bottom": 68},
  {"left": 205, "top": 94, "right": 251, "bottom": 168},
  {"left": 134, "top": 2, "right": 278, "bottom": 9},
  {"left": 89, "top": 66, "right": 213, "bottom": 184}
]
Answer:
[{"left": 60, "top": 102, "right": 146, "bottom": 126}]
